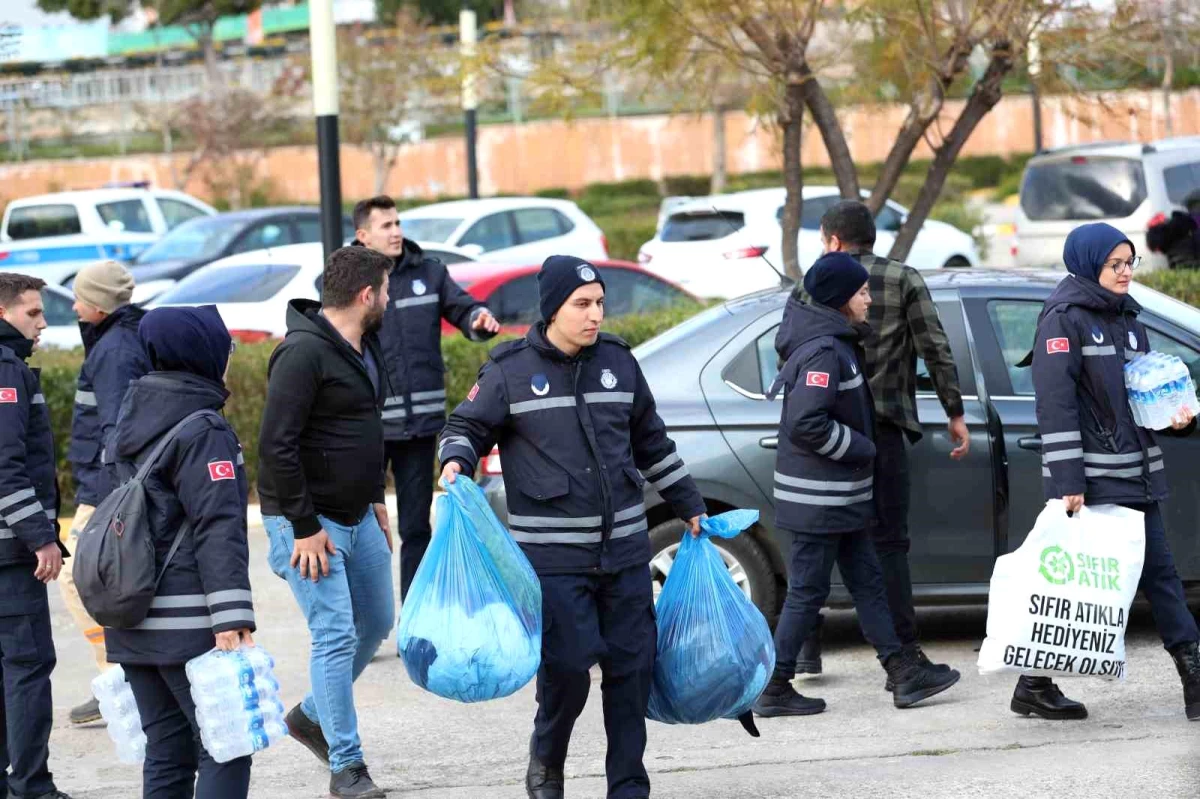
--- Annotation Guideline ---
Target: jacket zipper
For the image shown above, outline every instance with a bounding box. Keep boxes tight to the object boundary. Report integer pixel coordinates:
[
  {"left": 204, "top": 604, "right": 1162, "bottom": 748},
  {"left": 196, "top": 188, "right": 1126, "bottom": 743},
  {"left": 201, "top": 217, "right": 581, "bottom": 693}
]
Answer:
[{"left": 571, "top": 360, "right": 613, "bottom": 559}]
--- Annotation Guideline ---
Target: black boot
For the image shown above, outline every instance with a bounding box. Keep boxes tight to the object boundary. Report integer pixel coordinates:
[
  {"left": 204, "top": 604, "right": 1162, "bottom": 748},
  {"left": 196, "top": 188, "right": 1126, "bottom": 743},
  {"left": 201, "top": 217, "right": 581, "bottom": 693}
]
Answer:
[
  {"left": 885, "top": 650, "right": 960, "bottom": 709},
  {"left": 795, "top": 614, "right": 823, "bottom": 675},
  {"left": 526, "top": 736, "right": 565, "bottom": 799},
  {"left": 330, "top": 762, "right": 386, "bottom": 798},
  {"left": 1169, "top": 642, "right": 1200, "bottom": 721},
  {"left": 285, "top": 703, "right": 330, "bottom": 764},
  {"left": 1010, "top": 676, "right": 1088, "bottom": 720},
  {"left": 752, "top": 675, "right": 826, "bottom": 717},
  {"left": 884, "top": 644, "right": 952, "bottom": 691},
  {"left": 70, "top": 696, "right": 102, "bottom": 725}
]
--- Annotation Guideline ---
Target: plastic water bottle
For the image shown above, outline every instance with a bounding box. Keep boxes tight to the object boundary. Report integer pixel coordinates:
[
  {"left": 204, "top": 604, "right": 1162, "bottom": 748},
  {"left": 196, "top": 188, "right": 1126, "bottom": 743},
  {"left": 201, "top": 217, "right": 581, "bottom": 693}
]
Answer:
[
  {"left": 186, "top": 646, "right": 288, "bottom": 763},
  {"left": 92, "top": 665, "right": 146, "bottom": 765},
  {"left": 1126, "top": 352, "right": 1198, "bottom": 429}
]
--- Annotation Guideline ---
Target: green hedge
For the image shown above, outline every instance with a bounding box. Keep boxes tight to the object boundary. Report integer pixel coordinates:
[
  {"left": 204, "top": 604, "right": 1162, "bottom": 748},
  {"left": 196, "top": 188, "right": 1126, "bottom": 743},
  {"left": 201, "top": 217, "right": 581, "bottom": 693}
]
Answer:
[
  {"left": 1137, "top": 270, "right": 1200, "bottom": 308},
  {"left": 30, "top": 304, "right": 704, "bottom": 513}
]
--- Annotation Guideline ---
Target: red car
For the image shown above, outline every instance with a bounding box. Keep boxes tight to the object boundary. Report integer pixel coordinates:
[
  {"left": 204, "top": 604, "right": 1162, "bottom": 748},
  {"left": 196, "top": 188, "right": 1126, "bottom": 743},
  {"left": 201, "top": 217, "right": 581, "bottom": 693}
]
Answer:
[{"left": 440, "top": 260, "right": 698, "bottom": 336}]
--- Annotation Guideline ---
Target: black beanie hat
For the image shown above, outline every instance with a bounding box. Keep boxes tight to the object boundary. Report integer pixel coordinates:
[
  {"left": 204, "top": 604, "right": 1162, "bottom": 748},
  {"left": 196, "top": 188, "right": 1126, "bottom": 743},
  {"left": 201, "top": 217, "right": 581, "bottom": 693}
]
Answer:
[
  {"left": 538, "top": 255, "right": 606, "bottom": 322},
  {"left": 803, "top": 252, "right": 871, "bottom": 309}
]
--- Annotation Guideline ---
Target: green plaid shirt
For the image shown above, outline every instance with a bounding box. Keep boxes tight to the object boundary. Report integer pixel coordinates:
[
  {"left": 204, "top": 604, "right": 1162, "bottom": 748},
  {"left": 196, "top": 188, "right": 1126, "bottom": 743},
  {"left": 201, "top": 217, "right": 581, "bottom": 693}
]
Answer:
[{"left": 798, "top": 251, "right": 964, "bottom": 439}]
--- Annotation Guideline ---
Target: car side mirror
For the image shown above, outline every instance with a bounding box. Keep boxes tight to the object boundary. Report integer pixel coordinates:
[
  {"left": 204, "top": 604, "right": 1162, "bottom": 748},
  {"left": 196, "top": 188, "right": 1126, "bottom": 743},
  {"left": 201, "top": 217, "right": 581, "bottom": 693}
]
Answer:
[{"left": 459, "top": 243, "right": 485, "bottom": 257}]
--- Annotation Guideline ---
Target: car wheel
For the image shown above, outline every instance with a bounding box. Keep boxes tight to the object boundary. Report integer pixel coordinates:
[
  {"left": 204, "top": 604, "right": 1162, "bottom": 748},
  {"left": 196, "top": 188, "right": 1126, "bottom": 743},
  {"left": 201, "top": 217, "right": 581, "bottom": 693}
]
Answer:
[
  {"left": 648, "top": 518, "right": 778, "bottom": 623},
  {"left": 943, "top": 255, "right": 972, "bottom": 268}
]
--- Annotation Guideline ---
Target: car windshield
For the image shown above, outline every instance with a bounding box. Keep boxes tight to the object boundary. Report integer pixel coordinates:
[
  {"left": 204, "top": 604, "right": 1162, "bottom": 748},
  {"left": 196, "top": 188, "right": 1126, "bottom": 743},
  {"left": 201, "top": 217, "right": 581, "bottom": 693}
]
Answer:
[
  {"left": 400, "top": 217, "right": 462, "bottom": 243},
  {"left": 1020, "top": 156, "right": 1147, "bottom": 221},
  {"left": 136, "top": 216, "right": 241, "bottom": 263},
  {"left": 153, "top": 263, "right": 301, "bottom": 304},
  {"left": 661, "top": 211, "right": 744, "bottom": 242}
]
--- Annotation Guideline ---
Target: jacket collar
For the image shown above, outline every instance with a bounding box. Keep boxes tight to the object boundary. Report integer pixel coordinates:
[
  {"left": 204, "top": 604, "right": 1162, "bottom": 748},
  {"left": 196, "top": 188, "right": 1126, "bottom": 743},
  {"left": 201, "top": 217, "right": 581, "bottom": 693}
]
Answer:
[{"left": 0, "top": 319, "right": 33, "bottom": 361}]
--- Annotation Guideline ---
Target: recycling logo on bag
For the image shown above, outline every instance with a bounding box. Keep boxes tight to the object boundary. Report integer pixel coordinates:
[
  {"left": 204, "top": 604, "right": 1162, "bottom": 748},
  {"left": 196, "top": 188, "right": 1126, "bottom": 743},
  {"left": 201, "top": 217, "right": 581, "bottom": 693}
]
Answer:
[{"left": 1039, "top": 546, "right": 1075, "bottom": 585}]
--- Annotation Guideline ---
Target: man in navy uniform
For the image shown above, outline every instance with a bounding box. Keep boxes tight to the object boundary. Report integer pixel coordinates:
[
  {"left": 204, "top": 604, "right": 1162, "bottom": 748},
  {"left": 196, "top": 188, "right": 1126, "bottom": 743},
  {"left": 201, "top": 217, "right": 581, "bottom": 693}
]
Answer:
[
  {"left": 439, "top": 255, "right": 705, "bottom": 799},
  {"left": 353, "top": 195, "right": 499, "bottom": 600},
  {"left": 0, "top": 273, "right": 74, "bottom": 799}
]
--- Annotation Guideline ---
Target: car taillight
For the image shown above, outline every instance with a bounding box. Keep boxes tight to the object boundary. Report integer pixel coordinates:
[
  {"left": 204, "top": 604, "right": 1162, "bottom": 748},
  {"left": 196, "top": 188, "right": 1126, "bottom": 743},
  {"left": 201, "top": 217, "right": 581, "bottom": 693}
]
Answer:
[
  {"left": 480, "top": 445, "right": 502, "bottom": 476},
  {"left": 1070, "top": 156, "right": 1087, "bottom": 164},
  {"left": 723, "top": 246, "right": 767, "bottom": 260},
  {"left": 229, "top": 329, "right": 273, "bottom": 344},
  {"left": 600, "top": 234, "right": 609, "bottom": 257},
  {"left": 1148, "top": 212, "right": 1168, "bottom": 229},
  {"left": 638, "top": 249, "right": 652, "bottom": 264}
]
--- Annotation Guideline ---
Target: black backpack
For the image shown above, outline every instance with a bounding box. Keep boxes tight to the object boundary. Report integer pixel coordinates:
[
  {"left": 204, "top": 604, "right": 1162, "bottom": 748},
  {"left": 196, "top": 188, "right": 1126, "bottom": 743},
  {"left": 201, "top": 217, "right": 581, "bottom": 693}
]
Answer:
[{"left": 72, "top": 409, "right": 220, "bottom": 629}]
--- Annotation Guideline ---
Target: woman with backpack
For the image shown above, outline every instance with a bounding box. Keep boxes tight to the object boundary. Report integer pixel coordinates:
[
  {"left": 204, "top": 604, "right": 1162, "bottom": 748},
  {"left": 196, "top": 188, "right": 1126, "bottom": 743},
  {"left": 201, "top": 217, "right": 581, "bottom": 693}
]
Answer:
[{"left": 103, "top": 306, "right": 256, "bottom": 799}]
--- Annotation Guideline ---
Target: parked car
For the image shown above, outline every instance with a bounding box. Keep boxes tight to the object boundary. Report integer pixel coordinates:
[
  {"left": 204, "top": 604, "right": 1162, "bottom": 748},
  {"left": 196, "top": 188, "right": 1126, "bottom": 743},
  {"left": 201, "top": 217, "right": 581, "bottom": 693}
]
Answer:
[
  {"left": 1015, "top": 137, "right": 1200, "bottom": 270},
  {"left": 442, "top": 260, "right": 698, "bottom": 336},
  {"left": 0, "top": 187, "right": 216, "bottom": 285},
  {"left": 126, "top": 207, "right": 356, "bottom": 302},
  {"left": 147, "top": 240, "right": 477, "bottom": 342},
  {"left": 477, "top": 270, "right": 1200, "bottom": 621},
  {"left": 36, "top": 283, "right": 85, "bottom": 350},
  {"left": 637, "top": 187, "right": 981, "bottom": 300},
  {"left": 398, "top": 197, "right": 609, "bottom": 264}
]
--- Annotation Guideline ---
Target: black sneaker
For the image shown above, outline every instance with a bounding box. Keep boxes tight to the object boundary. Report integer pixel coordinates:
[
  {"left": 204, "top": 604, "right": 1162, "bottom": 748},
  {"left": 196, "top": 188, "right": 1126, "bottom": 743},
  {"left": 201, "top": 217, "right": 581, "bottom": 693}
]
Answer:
[
  {"left": 70, "top": 696, "right": 103, "bottom": 725},
  {"left": 286, "top": 703, "right": 330, "bottom": 764},
  {"left": 752, "top": 679, "right": 826, "bottom": 717},
  {"left": 526, "top": 735, "right": 564, "bottom": 799},
  {"left": 885, "top": 651, "right": 960, "bottom": 708},
  {"left": 1010, "top": 676, "right": 1088, "bottom": 720},
  {"left": 884, "top": 645, "right": 952, "bottom": 691},
  {"left": 330, "top": 762, "right": 386, "bottom": 799}
]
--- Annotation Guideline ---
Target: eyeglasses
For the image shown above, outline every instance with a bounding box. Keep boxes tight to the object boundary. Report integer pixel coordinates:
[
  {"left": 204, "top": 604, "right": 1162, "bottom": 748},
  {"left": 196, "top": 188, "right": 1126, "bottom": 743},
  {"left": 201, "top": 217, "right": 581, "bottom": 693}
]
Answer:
[{"left": 1103, "top": 256, "right": 1142, "bottom": 273}]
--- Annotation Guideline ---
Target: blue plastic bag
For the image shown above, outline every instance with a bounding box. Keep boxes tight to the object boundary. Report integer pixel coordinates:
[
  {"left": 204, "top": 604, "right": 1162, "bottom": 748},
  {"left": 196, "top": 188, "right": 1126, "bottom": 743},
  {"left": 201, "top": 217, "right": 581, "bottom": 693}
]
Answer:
[
  {"left": 647, "top": 510, "right": 774, "bottom": 734},
  {"left": 396, "top": 479, "right": 542, "bottom": 702}
]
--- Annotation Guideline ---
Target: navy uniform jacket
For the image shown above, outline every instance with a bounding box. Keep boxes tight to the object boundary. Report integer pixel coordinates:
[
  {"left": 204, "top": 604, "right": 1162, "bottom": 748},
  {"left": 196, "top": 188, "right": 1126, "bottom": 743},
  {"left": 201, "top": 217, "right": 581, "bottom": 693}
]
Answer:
[
  {"left": 68, "top": 304, "right": 150, "bottom": 507},
  {"left": 1033, "top": 275, "right": 1193, "bottom": 505},
  {"left": 104, "top": 372, "right": 255, "bottom": 665},
  {"left": 769, "top": 298, "right": 877, "bottom": 534},
  {"left": 0, "top": 321, "right": 65, "bottom": 593},
  {"left": 439, "top": 325, "right": 706, "bottom": 575},
  {"left": 366, "top": 239, "right": 496, "bottom": 441}
]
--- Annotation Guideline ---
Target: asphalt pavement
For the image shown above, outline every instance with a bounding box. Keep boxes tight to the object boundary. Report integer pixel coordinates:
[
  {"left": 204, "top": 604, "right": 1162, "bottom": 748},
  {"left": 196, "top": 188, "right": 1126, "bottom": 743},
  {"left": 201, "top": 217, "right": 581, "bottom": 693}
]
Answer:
[{"left": 44, "top": 513, "right": 1199, "bottom": 798}]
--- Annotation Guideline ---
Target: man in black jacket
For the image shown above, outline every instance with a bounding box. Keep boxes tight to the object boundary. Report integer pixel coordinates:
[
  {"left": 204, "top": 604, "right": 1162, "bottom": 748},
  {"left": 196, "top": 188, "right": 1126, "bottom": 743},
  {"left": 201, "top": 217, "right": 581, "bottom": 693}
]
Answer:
[
  {"left": 258, "top": 247, "right": 394, "bottom": 799},
  {"left": 353, "top": 195, "right": 499, "bottom": 600},
  {"left": 0, "top": 273, "right": 74, "bottom": 799}
]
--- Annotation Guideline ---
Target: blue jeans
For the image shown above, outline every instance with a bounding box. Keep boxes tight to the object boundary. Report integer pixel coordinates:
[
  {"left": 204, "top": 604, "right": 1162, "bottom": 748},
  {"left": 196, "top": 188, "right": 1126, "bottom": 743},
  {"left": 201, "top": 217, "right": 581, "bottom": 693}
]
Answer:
[{"left": 264, "top": 509, "right": 395, "bottom": 773}]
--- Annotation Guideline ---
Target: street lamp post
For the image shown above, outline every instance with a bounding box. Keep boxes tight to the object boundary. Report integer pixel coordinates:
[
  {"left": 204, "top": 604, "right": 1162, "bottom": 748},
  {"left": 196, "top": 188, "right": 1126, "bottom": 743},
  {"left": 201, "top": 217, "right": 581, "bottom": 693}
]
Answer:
[
  {"left": 309, "top": 0, "right": 343, "bottom": 260},
  {"left": 461, "top": 7, "right": 479, "bottom": 199}
]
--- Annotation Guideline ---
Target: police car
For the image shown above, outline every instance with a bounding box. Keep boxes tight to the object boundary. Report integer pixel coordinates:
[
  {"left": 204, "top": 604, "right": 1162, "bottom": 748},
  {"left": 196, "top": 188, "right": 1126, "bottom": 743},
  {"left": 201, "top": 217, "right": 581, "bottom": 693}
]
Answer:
[{"left": 0, "top": 186, "right": 216, "bottom": 286}]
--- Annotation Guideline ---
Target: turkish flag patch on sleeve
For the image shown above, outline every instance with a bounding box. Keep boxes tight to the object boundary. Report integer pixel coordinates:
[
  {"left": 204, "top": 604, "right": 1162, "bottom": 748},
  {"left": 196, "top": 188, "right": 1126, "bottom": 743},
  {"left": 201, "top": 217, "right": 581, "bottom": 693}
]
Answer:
[
  {"left": 1046, "top": 337, "right": 1070, "bottom": 354},
  {"left": 0, "top": 388, "right": 16, "bottom": 403},
  {"left": 805, "top": 371, "right": 831, "bottom": 388},
  {"left": 208, "top": 461, "right": 236, "bottom": 481},
  {"left": 467, "top": 383, "right": 480, "bottom": 401}
]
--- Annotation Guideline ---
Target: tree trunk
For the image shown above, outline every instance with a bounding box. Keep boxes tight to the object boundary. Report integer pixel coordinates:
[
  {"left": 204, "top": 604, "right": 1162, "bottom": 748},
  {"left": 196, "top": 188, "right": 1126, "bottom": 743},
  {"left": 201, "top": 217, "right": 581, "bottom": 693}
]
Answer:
[
  {"left": 1162, "top": 49, "right": 1174, "bottom": 137},
  {"left": 800, "top": 66, "right": 858, "bottom": 200},
  {"left": 710, "top": 105, "right": 727, "bottom": 195},
  {"left": 888, "top": 49, "right": 1013, "bottom": 262},
  {"left": 780, "top": 82, "right": 805, "bottom": 283}
]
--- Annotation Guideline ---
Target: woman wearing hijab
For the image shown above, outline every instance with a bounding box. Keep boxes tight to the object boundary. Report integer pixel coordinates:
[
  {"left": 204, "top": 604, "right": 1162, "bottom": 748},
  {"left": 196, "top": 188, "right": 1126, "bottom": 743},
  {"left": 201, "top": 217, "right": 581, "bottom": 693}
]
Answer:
[
  {"left": 1021, "top": 222, "right": 1199, "bottom": 722},
  {"left": 103, "top": 306, "right": 256, "bottom": 798}
]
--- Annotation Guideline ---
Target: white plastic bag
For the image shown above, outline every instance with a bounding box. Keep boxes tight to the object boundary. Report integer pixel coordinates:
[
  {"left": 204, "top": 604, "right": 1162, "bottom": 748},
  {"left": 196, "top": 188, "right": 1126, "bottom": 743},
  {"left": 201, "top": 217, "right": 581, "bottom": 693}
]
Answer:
[{"left": 978, "top": 500, "right": 1145, "bottom": 681}]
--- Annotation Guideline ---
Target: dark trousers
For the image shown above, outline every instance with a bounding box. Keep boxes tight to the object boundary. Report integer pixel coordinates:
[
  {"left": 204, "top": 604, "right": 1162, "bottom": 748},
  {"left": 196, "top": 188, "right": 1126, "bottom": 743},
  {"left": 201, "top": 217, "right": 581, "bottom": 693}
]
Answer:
[
  {"left": 124, "top": 664, "right": 252, "bottom": 799},
  {"left": 872, "top": 421, "right": 920, "bottom": 647},
  {"left": 534, "top": 564, "right": 656, "bottom": 799},
  {"left": 385, "top": 436, "right": 436, "bottom": 601},
  {"left": 773, "top": 530, "right": 902, "bottom": 678},
  {"left": 1127, "top": 502, "right": 1199, "bottom": 650},
  {"left": 0, "top": 567, "right": 56, "bottom": 799}
]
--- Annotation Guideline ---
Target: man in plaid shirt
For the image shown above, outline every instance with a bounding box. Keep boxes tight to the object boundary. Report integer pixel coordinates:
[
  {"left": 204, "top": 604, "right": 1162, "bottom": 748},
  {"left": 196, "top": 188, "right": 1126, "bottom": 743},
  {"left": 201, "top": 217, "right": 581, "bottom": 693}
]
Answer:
[{"left": 797, "top": 201, "right": 970, "bottom": 682}]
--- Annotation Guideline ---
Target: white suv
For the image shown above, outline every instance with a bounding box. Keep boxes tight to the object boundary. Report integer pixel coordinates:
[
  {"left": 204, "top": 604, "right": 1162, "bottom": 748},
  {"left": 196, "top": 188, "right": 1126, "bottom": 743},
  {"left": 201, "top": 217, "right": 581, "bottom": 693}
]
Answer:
[
  {"left": 1015, "top": 137, "right": 1200, "bottom": 269},
  {"left": 0, "top": 186, "right": 216, "bottom": 284},
  {"left": 637, "top": 187, "right": 980, "bottom": 300},
  {"left": 397, "top": 197, "right": 608, "bottom": 263}
]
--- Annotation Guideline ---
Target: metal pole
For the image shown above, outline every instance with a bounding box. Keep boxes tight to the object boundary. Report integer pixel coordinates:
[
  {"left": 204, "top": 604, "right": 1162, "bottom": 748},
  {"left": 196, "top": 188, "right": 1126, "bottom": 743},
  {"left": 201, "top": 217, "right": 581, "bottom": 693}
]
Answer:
[
  {"left": 1028, "top": 30, "right": 1043, "bottom": 154},
  {"left": 461, "top": 8, "right": 479, "bottom": 199},
  {"left": 309, "top": 0, "right": 343, "bottom": 260}
]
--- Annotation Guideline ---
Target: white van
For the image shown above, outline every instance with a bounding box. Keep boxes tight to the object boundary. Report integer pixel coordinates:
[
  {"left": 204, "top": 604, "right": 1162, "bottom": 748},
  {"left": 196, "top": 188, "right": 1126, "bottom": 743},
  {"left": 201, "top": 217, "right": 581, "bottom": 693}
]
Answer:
[{"left": 1014, "top": 137, "right": 1200, "bottom": 270}]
